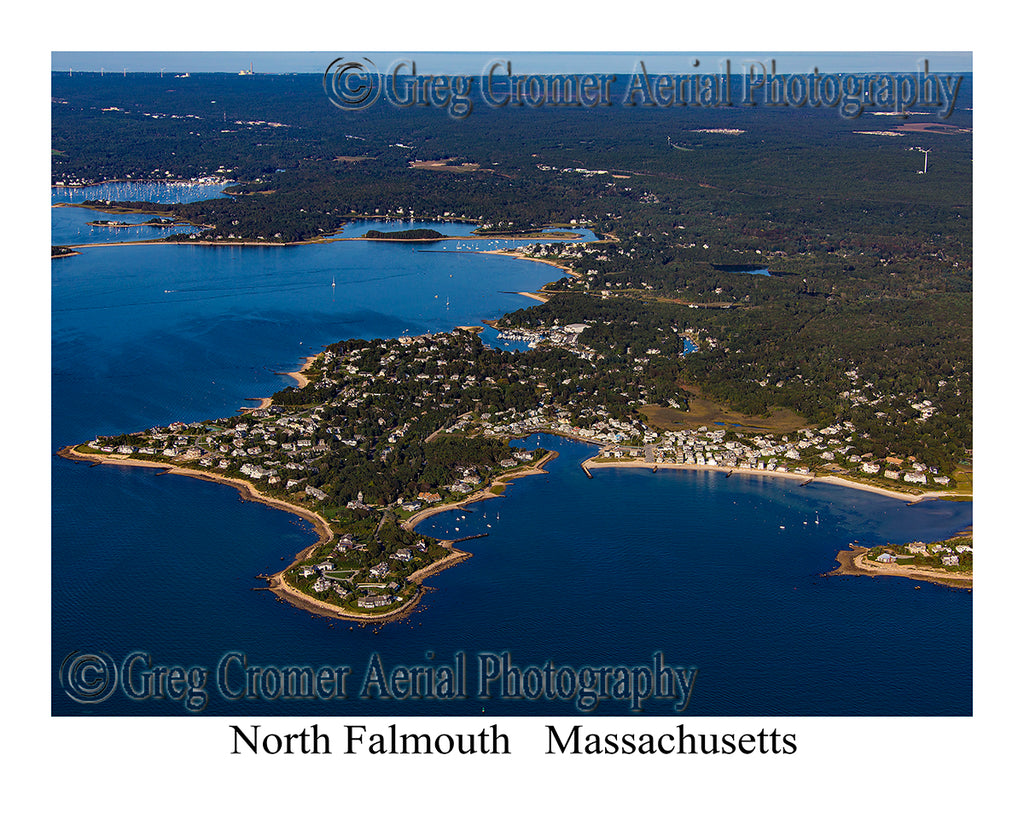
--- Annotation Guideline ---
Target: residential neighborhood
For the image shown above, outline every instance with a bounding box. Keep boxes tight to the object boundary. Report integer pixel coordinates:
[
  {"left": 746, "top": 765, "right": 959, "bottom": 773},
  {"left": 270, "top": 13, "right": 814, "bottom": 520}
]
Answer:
[{"left": 73, "top": 319, "right": 966, "bottom": 614}]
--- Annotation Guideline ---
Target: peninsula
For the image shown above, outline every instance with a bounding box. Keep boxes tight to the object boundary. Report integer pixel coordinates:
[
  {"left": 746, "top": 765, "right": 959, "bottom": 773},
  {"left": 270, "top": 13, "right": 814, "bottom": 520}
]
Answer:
[
  {"left": 827, "top": 532, "right": 973, "bottom": 589},
  {"left": 63, "top": 311, "right": 970, "bottom": 620}
]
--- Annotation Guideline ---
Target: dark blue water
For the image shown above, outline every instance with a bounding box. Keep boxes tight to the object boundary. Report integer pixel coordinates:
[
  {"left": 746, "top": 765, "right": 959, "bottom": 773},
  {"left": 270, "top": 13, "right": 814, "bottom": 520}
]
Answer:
[{"left": 52, "top": 201, "right": 971, "bottom": 717}]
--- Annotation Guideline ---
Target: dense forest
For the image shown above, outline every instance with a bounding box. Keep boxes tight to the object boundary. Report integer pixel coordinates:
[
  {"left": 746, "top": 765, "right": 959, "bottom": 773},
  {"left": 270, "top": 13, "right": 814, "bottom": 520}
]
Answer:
[{"left": 362, "top": 228, "right": 445, "bottom": 240}]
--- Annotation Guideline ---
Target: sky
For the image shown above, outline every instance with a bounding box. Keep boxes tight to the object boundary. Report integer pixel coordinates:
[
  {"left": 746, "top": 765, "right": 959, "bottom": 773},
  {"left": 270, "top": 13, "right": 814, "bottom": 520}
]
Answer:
[{"left": 51, "top": 51, "right": 972, "bottom": 75}]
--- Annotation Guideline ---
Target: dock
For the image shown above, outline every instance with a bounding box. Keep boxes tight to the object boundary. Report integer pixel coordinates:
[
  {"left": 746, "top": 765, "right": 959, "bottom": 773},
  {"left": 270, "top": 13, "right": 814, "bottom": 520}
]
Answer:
[
  {"left": 453, "top": 532, "right": 489, "bottom": 543},
  {"left": 581, "top": 463, "right": 593, "bottom": 479}
]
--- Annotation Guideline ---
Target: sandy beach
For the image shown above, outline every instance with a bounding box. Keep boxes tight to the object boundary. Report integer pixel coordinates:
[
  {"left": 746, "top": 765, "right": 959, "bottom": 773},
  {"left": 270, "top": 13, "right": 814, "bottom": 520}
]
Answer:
[
  {"left": 239, "top": 352, "right": 318, "bottom": 413},
  {"left": 281, "top": 354, "right": 319, "bottom": 389},
  {"left": 57, "top": 442, "right": 558, "bottom": 623},
  {"left": 401, "top": 450, "right": 558, "bottom": 532},
  {"left": 827, "top": 545, "right": 972, "bottom": 589},
  {"left": 58, "top": 445, "right": 334, "bottom": 552},
  {"left": 479, "top": 249, "right": 581, "bottom": 278},
  {"left": 581, "top": 456, "right": 963, "bottom": 503},
  {"left": 58, "top": 443, "right": 441, "bottom": 622}
]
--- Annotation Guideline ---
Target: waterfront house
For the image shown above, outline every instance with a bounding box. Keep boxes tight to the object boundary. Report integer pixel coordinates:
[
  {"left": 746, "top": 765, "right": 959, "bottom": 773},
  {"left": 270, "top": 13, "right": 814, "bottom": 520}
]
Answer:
[
  {"left": 305, "top": 485, "right": 328, "bottom": 501},
  {"left": 358, "top": 594, "right": 394, "bottom": 609}
]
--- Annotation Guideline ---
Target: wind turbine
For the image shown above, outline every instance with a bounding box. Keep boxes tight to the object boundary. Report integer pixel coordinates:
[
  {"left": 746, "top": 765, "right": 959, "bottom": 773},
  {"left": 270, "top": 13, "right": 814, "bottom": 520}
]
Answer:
[{"left": 922, "top": 149, "right": 930, "bottom": 174}]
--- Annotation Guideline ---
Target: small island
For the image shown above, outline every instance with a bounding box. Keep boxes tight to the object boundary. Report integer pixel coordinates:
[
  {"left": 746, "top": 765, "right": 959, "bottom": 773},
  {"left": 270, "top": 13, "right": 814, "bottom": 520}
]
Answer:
[
  {"left": 86, "top": 217, "right": 179, "bottom": 228},
  {"left": 362, "top": 228, "right": 446, "bottom": 241}
]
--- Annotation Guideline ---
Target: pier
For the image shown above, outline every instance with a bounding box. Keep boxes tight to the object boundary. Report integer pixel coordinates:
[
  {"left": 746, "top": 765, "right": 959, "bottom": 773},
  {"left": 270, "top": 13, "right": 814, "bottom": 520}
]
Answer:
[{"left": 453, "top": 532, "right": 489, "bottom": 543}]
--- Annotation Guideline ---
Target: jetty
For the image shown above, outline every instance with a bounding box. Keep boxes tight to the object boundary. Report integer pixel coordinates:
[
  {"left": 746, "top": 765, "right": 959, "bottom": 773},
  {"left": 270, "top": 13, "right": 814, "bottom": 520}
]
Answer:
[{"left": 453, "top": 532, "right": 489, "bottom": 543}]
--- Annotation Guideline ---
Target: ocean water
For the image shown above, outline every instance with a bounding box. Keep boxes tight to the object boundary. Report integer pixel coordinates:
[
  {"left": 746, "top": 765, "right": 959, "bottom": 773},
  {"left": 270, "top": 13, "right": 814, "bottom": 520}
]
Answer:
[{"left": 52, "top": 197, "right": 972, "bottom": 716}]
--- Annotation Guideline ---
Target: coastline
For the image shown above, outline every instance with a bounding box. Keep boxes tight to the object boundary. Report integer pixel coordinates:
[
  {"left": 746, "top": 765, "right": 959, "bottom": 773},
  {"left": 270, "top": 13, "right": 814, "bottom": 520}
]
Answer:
[
  {"left": 580, "top": 456, "right": 965, "bottom": 504},
  {"left": 401, "top": 450, "right": 559, "bottom": 532},
  {"left": 265, "top": 569, "right": 428, "bottom": 625},
  {"left": 59, "top": 214, "right": 970, "bottom": 620},
  {"left": 826, "top": 545, "right": 972, "bottom": 589},
  {"left": 61, "top": 230, "right": 589, "bottom": 253},
  {"left": 56, "top": 443, "right": 432, "bottom": 622},
  {"left": 479, "top": 249, "right": 581, "bottom": 278},
  {"left": 58, "top": 432, "right": 969, "bottom": 623},
  {"left": 56, "top": 445, "right": 559, "bottom": 624},
  {"left": 281, "top": 354, "right": 319, "bottom": 389},
  {"left": 240, "top": 353, "right": 318, "bottom": 412},
  {"left": 57, "top": 445, "right": 334, "bottom": 551}
]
